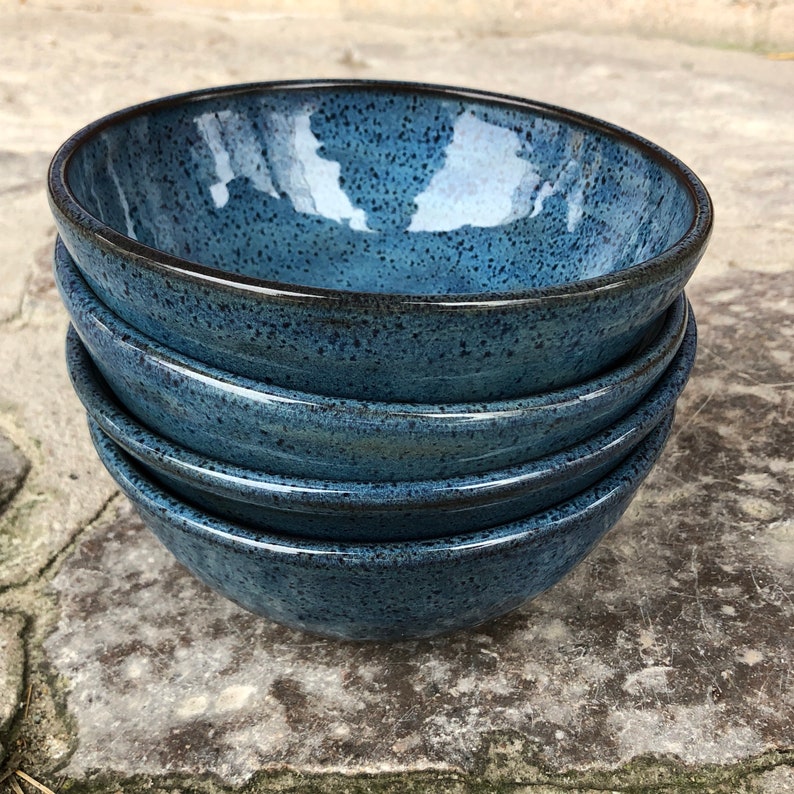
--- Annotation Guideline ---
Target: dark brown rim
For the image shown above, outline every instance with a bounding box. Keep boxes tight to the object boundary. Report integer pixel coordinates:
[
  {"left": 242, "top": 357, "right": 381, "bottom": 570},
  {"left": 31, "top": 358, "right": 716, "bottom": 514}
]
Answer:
[{"left": 48, "top": 78, "right": 713, "bottom": 308}]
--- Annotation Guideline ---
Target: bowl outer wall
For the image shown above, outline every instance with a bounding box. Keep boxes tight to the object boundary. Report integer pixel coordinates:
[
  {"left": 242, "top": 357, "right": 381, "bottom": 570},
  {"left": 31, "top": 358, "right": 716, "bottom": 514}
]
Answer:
[
  {"left": 49, "top": 79, "right": 713, "bottom": 403},
  {"left": 88, "top": 413, "right": 674, "bottom": 640},
  {"left": 70, "top": 303, "right": 694, "bottom": 540},
  {"left": 68, "top": 302, "right": 695, "bottom": 541},
  {"left": 56, "top": 237, "right": 689, "bottom": 482}
]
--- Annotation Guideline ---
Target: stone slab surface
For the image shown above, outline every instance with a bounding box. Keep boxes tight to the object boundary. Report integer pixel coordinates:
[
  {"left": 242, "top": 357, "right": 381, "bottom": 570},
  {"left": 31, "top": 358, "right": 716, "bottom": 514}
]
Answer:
[
  {"left": 43, "top": 271, "right": 793, "bottom": 785},
  {"left": 759, "top": 765, "right": 794, "bottom": 793},
  {"left": 18, "top": 0, "right": 794, "bottom": 51},
  {"left": 0, "top": 152, "right": 54, "bottom": 325},
  {"left": 0, "top": 613, "right": 25, "bottom": 740},
  {"left": 0, "top": 434, "right": 29, "bottom": 512},
  {"left": 0, "top": 3, "right": 792, "bottom": 790},
  {"left": 0, "top": 309, "right": 118, "bottom": 590}
]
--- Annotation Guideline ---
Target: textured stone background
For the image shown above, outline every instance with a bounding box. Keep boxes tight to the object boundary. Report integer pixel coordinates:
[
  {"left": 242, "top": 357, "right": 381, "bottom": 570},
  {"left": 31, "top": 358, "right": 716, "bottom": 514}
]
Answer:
[
  {"left": 16, "top": 0, "right": 794, "bottom": 51},
  {"left": 0, "top": 2, "right": 792, "bottom": 792}
]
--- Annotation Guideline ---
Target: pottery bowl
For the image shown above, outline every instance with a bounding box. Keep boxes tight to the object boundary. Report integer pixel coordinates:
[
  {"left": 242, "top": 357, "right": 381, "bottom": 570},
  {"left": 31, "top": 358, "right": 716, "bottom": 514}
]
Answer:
[
  {"left": 57, "top": 238, "right": 688, "bottom": 482},
  {"left": 68, "top": 303, "right": 695, "bottom": 541},
  {"left": 49, "top": 80, "right": 712, "bottom": 403},
  {"left": 90, "top": 412, "right": 673, "bottom": 640}
]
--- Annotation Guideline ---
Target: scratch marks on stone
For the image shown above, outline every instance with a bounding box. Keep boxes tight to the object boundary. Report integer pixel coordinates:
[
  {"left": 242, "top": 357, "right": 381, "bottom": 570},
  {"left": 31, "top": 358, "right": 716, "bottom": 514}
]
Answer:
[
  {"left": 689, "top": 546, "right": 714, "bottom": 639},
  {"left": 699, "top": 345, "right": 794, "bottom": 389}
]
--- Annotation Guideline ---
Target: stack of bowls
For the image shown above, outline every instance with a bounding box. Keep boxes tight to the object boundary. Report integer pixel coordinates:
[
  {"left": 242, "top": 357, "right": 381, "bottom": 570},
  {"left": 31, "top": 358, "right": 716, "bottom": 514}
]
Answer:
[{"left": 48, "top": 80, "right": 712, "bottom": 640}]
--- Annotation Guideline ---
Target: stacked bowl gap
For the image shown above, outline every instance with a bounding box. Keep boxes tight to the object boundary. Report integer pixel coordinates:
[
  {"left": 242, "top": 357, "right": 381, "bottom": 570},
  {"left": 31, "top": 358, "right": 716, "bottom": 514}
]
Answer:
[{"left": 48, "top": 80, "right": 712, "bottom": 641}]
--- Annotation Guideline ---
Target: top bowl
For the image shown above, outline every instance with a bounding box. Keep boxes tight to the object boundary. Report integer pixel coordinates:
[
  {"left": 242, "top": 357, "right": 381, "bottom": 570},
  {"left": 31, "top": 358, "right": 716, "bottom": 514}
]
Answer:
[{"left": 49, "top": 79, "right": 712, "bottom": 402}]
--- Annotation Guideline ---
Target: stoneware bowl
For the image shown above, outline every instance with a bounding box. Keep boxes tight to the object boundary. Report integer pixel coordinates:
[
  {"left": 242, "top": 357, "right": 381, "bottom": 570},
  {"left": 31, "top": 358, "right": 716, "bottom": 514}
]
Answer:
[
  {"left": 49, "top": 79, "right": 712, "bottom": 403},
  {"left": 89, "top": 414, "right": 673, "bottom": 640},
  {"left": 68, "top": 306, "right": 695, "bottom": 541},
  {"left": 56, "top": 238, "right": 689, "bottom": 482}
]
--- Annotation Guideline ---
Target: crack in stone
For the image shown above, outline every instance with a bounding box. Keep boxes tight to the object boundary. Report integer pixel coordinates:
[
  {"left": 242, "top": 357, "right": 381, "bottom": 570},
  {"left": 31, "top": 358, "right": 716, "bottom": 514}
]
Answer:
[
  {"left": 0, "top": 491, "right": 122, "bottom": 599},
  {"left": 26, "top": 748, "right": 794, "bottom": 794},
  {"left": 0, "top": 601, "right": 82, "bottom": 788},
  {"left": 0, "top": 610, "right": 31, "bottom": 768}
]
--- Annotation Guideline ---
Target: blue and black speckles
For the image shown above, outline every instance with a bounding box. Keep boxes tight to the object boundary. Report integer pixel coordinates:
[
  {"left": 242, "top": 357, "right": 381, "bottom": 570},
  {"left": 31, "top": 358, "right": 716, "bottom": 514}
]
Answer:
[
  {"left": 63, "top": 89, "right": 692, "bottom": 294},
  {"left": 66, "top": 307, "right": 696, "bottom": 542},
  {"left": 87, "top": 413, "right": 674, "bottom": 641},
  {"left": 49, "top": 81, "right": 712, "bottom": 403},
  {"left": 56, "top": 239, "right": 690, "bottom": 484}
]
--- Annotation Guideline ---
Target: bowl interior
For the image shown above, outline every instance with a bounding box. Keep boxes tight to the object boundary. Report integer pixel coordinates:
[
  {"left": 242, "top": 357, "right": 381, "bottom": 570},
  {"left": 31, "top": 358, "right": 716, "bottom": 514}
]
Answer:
[{"left": 63, "top": 83, "right": 696, "bottom": 295}]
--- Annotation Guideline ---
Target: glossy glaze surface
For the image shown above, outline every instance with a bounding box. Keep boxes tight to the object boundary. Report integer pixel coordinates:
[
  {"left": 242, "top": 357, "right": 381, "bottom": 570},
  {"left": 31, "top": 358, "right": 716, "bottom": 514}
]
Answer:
[
  {"left": 49, "top": 80, "right": 712, "bottom": 402},
  {"left": 68, "top": 306, "right": 695, "bottom": 541},
  {"left": 57, "top": 239, "right": 688, "bottom": 482},
  {"left": 89, "top": 415, "right": 673, "bottom": 640},
  {"left": 60, "top": 86, "right": 694, "bottom": 294}
]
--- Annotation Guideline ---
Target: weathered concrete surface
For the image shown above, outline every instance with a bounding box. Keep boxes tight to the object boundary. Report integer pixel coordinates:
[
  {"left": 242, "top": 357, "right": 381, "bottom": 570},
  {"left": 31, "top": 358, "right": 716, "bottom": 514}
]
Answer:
[
  {"left": 0, "top": 434, "right": 29, "bottom": 512},
  {"left": 0, "top": 86, "right": 117, "bottom": 589},
  {"left": 42, "top": 271, "right": 793, "bottom": 787},
  {"left": 0, "top": 310, "right": 117, "bottom": 591},
  {"left": 0, "top": 152, "right": 54, "bottom": 325},
  {"left": 759, "top": 765, "right": 794, "bottom": 793},
  {"left": 0, "top": 433, "right": 29, "bottom": 763},
  {"left": 0, "top": 77, "right": 118, "bottom": 590},
  {"left": 0, "top": 613, "right": 25, "bottom": 759},
  {"left": 19, "top": 0, "right": 794, "bottom": 52},
  {"left": 0, "top": 3, "right": 792, "bottom": 791}
]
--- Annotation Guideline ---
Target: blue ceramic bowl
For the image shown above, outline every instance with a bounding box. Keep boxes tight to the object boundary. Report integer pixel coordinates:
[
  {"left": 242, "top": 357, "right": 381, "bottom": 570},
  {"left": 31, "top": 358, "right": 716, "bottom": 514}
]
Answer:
[
  {"left": 89, "top": 413, "right": 674, "bottom": 640},
  {"left": 69, "top": 305, "right": 695, "bottom": 541},
  {"left": 56, "top": 238, "right": 689, "bottom": 482},
  {"left": 49, "top": 80, "right": 712, "bottom": 403}
]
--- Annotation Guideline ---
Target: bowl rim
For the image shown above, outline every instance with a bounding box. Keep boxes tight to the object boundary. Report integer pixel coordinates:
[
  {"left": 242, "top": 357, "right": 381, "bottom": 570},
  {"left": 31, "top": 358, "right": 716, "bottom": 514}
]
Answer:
[
  {"left": 91, "top": 413, "right": 673, "bottom": 563},
  {"left": 56, "top": 236, "right": 689, "bottom": 418},
  {"left": 48, "top": 78, "right": 713, "bottom": 309},
  {"left": 69, "top": 307, "right": 695, "bottom": 508}
]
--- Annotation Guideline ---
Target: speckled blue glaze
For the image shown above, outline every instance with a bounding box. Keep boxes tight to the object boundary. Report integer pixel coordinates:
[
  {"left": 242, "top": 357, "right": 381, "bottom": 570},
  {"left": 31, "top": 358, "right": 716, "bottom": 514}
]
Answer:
[
  {"left": 56, "top": 239, "right": 688, "bottom": 482},
  {"left": 69, "top": 305, "right": 695, "bottom": 541},
  {"left": 49, "top": 80, "right": 712, "bottom": 403},
  {"left": 89, "top": 414, "right": 673, "bottom": 640}
]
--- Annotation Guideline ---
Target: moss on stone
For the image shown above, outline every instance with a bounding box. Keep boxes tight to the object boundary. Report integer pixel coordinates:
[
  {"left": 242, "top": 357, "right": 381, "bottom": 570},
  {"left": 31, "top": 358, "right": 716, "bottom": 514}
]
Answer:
[{"left": 26, "top": 748, "right": 794, "bottom": 794}]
